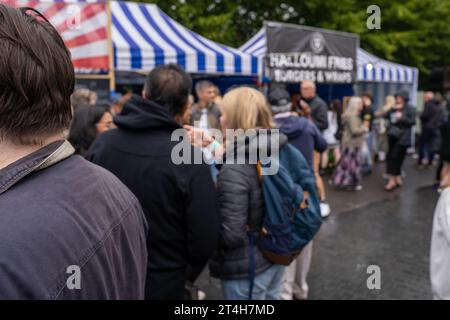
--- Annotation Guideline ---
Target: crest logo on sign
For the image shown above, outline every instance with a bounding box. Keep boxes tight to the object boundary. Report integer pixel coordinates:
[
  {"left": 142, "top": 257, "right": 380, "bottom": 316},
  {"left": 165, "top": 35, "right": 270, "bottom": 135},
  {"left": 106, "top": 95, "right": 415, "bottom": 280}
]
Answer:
[{"left": 309, "top": 32, "right": 325, "bottom": 54}]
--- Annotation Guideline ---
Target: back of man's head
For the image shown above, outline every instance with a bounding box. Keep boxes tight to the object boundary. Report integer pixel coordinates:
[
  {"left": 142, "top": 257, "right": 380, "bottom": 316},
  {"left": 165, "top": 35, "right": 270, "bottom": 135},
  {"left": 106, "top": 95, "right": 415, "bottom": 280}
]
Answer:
[
  {"left": 143, "top": 64, "right": 192, "bottom": 116},
  {"left": 0, "top": 5, "right": 75, "bottom": 145},
  {"left": 424, "top": 91, "right": 434, "bottom": 103},
  {"left": 71, "top": 88, "right": 97, "bottom": 111},
  {"left": 195, "top": 80, "right": 214, "bottom": 95}
]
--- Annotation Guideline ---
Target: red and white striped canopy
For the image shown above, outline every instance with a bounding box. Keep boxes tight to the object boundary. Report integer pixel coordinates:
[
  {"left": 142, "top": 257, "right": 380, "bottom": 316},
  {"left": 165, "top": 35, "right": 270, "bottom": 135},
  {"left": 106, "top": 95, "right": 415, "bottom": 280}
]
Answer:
[{"left": 2, "top": 0, "right": 109, "bottom": 73}]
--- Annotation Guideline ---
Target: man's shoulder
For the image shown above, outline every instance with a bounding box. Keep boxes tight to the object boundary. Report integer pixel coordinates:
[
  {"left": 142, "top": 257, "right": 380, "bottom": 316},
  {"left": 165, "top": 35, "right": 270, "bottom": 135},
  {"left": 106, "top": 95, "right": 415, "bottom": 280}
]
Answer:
[
  {"left": 0, "top": 155, "right": 143, "bottom": 253},
  {"left": 68, "top": 156, "right": 141, "bottom": 207},
  {"left": 64, "top": 155, "right": 119, "bottom": 181},
  {"left": 0, "top": 155, "right": 146, "bottom": 299},
  {"left": 16, "top": 155, "right": 136, "bottom": 214},
  {"left": 313, "top": 95, "right": 327, "bottom": 107}
]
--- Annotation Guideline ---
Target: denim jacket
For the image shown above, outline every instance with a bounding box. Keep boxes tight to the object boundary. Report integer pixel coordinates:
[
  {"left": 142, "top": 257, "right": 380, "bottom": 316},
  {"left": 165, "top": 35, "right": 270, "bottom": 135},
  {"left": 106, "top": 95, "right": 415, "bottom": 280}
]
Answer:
[{"left": 0, "top": 140, "right": 148, "bottom": 299}]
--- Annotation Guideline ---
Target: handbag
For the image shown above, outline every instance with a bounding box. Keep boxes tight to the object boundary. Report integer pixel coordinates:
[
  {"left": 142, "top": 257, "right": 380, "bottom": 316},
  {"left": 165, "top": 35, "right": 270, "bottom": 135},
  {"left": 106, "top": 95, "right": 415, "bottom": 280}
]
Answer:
[{"left": 387, "top": 125, "right": 402, "bottom": 139}]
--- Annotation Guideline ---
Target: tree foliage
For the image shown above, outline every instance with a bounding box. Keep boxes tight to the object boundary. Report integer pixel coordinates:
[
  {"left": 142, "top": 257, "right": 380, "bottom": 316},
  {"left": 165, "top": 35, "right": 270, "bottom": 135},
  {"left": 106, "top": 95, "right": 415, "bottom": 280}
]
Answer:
[{"left": 131, "top": 0, "right": 450, "bottom": 80}]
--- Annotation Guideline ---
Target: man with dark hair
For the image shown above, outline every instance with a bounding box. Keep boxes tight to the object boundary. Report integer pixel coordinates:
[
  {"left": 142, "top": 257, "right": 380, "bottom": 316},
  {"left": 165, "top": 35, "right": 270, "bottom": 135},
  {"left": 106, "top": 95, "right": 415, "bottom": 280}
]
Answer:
[
  {"left": 86, "top": 64, "right": 220, "bottom": 300},
  {"left": 0, "top": 4, "right": 148, "bottom": 299},
  {"left": 191, "top": 80, "right": 221, "bottom": 130}
]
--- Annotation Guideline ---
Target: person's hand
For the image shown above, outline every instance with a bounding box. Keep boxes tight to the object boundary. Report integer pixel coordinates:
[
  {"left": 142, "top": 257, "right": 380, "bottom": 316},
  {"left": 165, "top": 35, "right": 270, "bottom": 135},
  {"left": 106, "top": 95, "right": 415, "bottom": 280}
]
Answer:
[
  {"left": 183, "top": 125, "right": 214, "bottom": 147},
  {"left": 299, "top": 99, "right": 309, "bottom": 110},
  {"left": 395, "top": 111, "right": 403, "bottom": 119},
  {"left": 299, "top": 100, "right": 312, "bottom": 119}
]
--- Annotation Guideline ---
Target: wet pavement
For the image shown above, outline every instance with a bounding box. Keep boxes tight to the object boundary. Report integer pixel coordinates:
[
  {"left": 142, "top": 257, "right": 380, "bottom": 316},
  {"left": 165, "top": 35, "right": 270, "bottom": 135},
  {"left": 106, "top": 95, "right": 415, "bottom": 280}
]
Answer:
[{"left": 197, "top": 155, "right": 440, "bottom": 300}]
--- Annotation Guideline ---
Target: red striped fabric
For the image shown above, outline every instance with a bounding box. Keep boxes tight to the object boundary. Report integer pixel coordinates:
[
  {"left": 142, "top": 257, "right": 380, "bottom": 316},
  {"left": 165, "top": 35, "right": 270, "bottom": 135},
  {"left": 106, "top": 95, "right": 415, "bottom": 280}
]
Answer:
[
  {"left": 65, "top": 26, "right": 107, "bottom": 48},
  {"left": 2, "top": 0, "right": 109, "bottom": 73},
  {"left": 72, "top": 55, "right": 109, "bottom": 69}
]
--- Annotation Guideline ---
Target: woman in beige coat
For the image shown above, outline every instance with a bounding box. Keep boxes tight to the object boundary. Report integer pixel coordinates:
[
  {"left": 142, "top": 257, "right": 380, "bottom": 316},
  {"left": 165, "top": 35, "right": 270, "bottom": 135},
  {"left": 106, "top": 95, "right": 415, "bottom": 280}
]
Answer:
[{"left": 331, "top": 97, "right": 368, "bottom": 190}]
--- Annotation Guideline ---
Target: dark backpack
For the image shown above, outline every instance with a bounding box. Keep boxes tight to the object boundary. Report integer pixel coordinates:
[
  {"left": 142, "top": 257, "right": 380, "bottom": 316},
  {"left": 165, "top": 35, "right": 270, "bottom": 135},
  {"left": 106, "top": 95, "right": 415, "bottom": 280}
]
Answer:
[{"left": 256, "top": 143, "right": 322, "bottom": 265}]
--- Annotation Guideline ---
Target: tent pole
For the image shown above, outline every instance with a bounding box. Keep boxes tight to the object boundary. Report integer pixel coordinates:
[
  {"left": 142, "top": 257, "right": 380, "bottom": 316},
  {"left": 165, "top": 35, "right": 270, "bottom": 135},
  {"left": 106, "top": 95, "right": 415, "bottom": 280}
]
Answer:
[{"left": 106, "top": 0, "right": 116, "bottom": 93}]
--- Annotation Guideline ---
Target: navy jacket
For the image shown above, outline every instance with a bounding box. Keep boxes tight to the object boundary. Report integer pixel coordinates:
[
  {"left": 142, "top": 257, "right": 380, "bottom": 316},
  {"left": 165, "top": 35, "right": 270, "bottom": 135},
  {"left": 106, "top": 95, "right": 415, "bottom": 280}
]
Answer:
[
  {"left": 0, "top": 140, "right": 148, "bottom": 299},
  {"left": 275, "top": 114, "right": 327, "bottom": 169}
]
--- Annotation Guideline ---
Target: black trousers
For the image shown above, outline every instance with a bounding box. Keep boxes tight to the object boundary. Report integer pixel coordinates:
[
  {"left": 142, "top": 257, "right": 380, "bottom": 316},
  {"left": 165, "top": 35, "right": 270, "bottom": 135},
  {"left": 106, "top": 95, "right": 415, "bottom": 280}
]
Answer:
[
  {"left": 386, "top": 136, "right": 408, "bottom": 176},
  {"left": 145, "top": 268, "right": 186, "bottom": 300},
  {"left": 436, "top": 159, "right": 443, "bottom": 182}
]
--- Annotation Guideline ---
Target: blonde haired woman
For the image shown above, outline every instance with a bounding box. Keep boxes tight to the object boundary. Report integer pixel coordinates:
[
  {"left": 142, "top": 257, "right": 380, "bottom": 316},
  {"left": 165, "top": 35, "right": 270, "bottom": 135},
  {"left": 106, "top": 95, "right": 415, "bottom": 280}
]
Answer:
[
  {"left": 331, "top": 96, "right": 367, "bottom": 190},
  {"left": 209, "top": 87, "right": 285, "bottom": 300}
]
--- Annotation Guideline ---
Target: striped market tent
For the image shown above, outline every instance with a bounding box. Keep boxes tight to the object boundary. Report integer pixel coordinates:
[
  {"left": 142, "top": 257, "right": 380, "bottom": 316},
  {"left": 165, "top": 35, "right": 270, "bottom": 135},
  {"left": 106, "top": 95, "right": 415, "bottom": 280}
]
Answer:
[
  {"left": 240, "top": 27, "right": 419, "bottom": 105},
  {"left": 110, "top": 0, "right": 259, "bottom": 76},
  {"left": 240, "top": 27, "right": 418, "bottom": 84},
  {"left": 3, "top": 0, "right": 258, "bottom": 77},
  {"left": 3, "top": 0, "right": 109, "bottom": 74},
  {"left": 356, "top": 48, "right": 418, "bottom": 84}
]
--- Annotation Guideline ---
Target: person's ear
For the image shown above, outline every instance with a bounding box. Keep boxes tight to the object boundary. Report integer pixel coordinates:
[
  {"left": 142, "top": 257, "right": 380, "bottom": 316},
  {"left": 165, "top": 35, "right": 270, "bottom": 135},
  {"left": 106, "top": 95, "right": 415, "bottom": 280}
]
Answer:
[
  {"left": 179, "top": 100, "right": 188, "bottom": 117},
  {"left": 173, "top": 101, "right": 189, "bottom": 124}
]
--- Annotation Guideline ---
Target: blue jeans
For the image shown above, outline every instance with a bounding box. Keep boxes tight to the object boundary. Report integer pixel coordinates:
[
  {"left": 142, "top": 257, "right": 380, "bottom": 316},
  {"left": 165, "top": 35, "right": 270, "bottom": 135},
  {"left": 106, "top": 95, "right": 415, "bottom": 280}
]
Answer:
[
  {"left": 418, "top": 128, "right": 436, "bottom": 165},
  {"left": 361, "top": 132, "right": 374, "bottom": 172},
  {"left": 222, "top": 265, "right": 285, "bottom": 300},
  {"left": 210, "top": 164, "right": 219, "bottom": 184}
]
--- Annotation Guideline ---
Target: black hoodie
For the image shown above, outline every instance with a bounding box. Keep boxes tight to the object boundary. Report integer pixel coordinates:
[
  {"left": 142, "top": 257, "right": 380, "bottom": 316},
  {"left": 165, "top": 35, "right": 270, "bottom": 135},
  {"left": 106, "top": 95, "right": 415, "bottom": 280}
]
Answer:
[{"left": 86, "top": 95, "right": 220, "bottom": 299}]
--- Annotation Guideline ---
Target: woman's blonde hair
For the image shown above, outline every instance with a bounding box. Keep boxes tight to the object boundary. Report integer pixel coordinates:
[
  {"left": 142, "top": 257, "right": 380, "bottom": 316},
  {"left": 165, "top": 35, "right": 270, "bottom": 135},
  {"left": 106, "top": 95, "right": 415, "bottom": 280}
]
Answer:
[
  {"left": 221, "top": 87, "right": 275, "bottom": 131},
  {"left": 344, "top": 96, "right": 362, "bottom": 117}
]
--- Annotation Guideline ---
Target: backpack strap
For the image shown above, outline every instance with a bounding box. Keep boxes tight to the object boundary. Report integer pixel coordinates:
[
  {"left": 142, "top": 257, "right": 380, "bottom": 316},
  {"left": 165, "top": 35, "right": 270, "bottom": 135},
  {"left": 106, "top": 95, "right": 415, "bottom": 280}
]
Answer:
[
  {"left": 300, "top": 191, "right": 310, "bottom": 209},
  {"left": 256, "top": 160, "right": 263, "bottom": 180},
  {"left": 247, "top": 161, "right": 264, "bottom": 300}
]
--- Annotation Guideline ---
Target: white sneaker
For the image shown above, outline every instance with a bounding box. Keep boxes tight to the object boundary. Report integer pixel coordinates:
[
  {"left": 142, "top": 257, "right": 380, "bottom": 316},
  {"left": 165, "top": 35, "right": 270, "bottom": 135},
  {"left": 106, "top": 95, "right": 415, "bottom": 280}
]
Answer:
[
  {"left": 293, "top": 283, "right": 309, "bottom": 300},
  {"left": 197, "top": 289, "right": 206, "bottom": 300},
  {"left": 320, "top": 202, "right": 331, "bottom": 218}
]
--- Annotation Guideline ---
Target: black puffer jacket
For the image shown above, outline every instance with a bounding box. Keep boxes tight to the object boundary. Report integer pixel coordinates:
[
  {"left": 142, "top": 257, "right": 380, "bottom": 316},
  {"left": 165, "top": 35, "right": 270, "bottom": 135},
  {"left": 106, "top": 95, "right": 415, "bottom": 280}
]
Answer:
[{"left": 210, "top": 131, "right": 287, "bottom": 280}]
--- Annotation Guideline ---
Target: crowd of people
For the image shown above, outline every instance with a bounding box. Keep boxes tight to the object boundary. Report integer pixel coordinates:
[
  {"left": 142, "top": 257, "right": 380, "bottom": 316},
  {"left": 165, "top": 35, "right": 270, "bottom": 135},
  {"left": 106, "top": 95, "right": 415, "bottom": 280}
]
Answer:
[{"left": 1, "top": 4, "right": 450, "bottom": 300}]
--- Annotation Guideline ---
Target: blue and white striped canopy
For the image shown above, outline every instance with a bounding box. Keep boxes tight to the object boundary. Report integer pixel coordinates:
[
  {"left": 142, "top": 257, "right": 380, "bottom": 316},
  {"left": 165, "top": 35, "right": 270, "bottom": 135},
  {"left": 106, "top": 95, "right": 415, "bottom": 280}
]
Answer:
[
  {"left": 356, "top": 48, "right": 418, "bottom": 83},
  {"left": 239, "top": 28, "right": 266, "bottom": 58},
  {"left": 239, "top": 28, "right": 418, "bottom": 84},
  {"left": 111, "top": 1, "right": 259, "bottom": 76}
]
